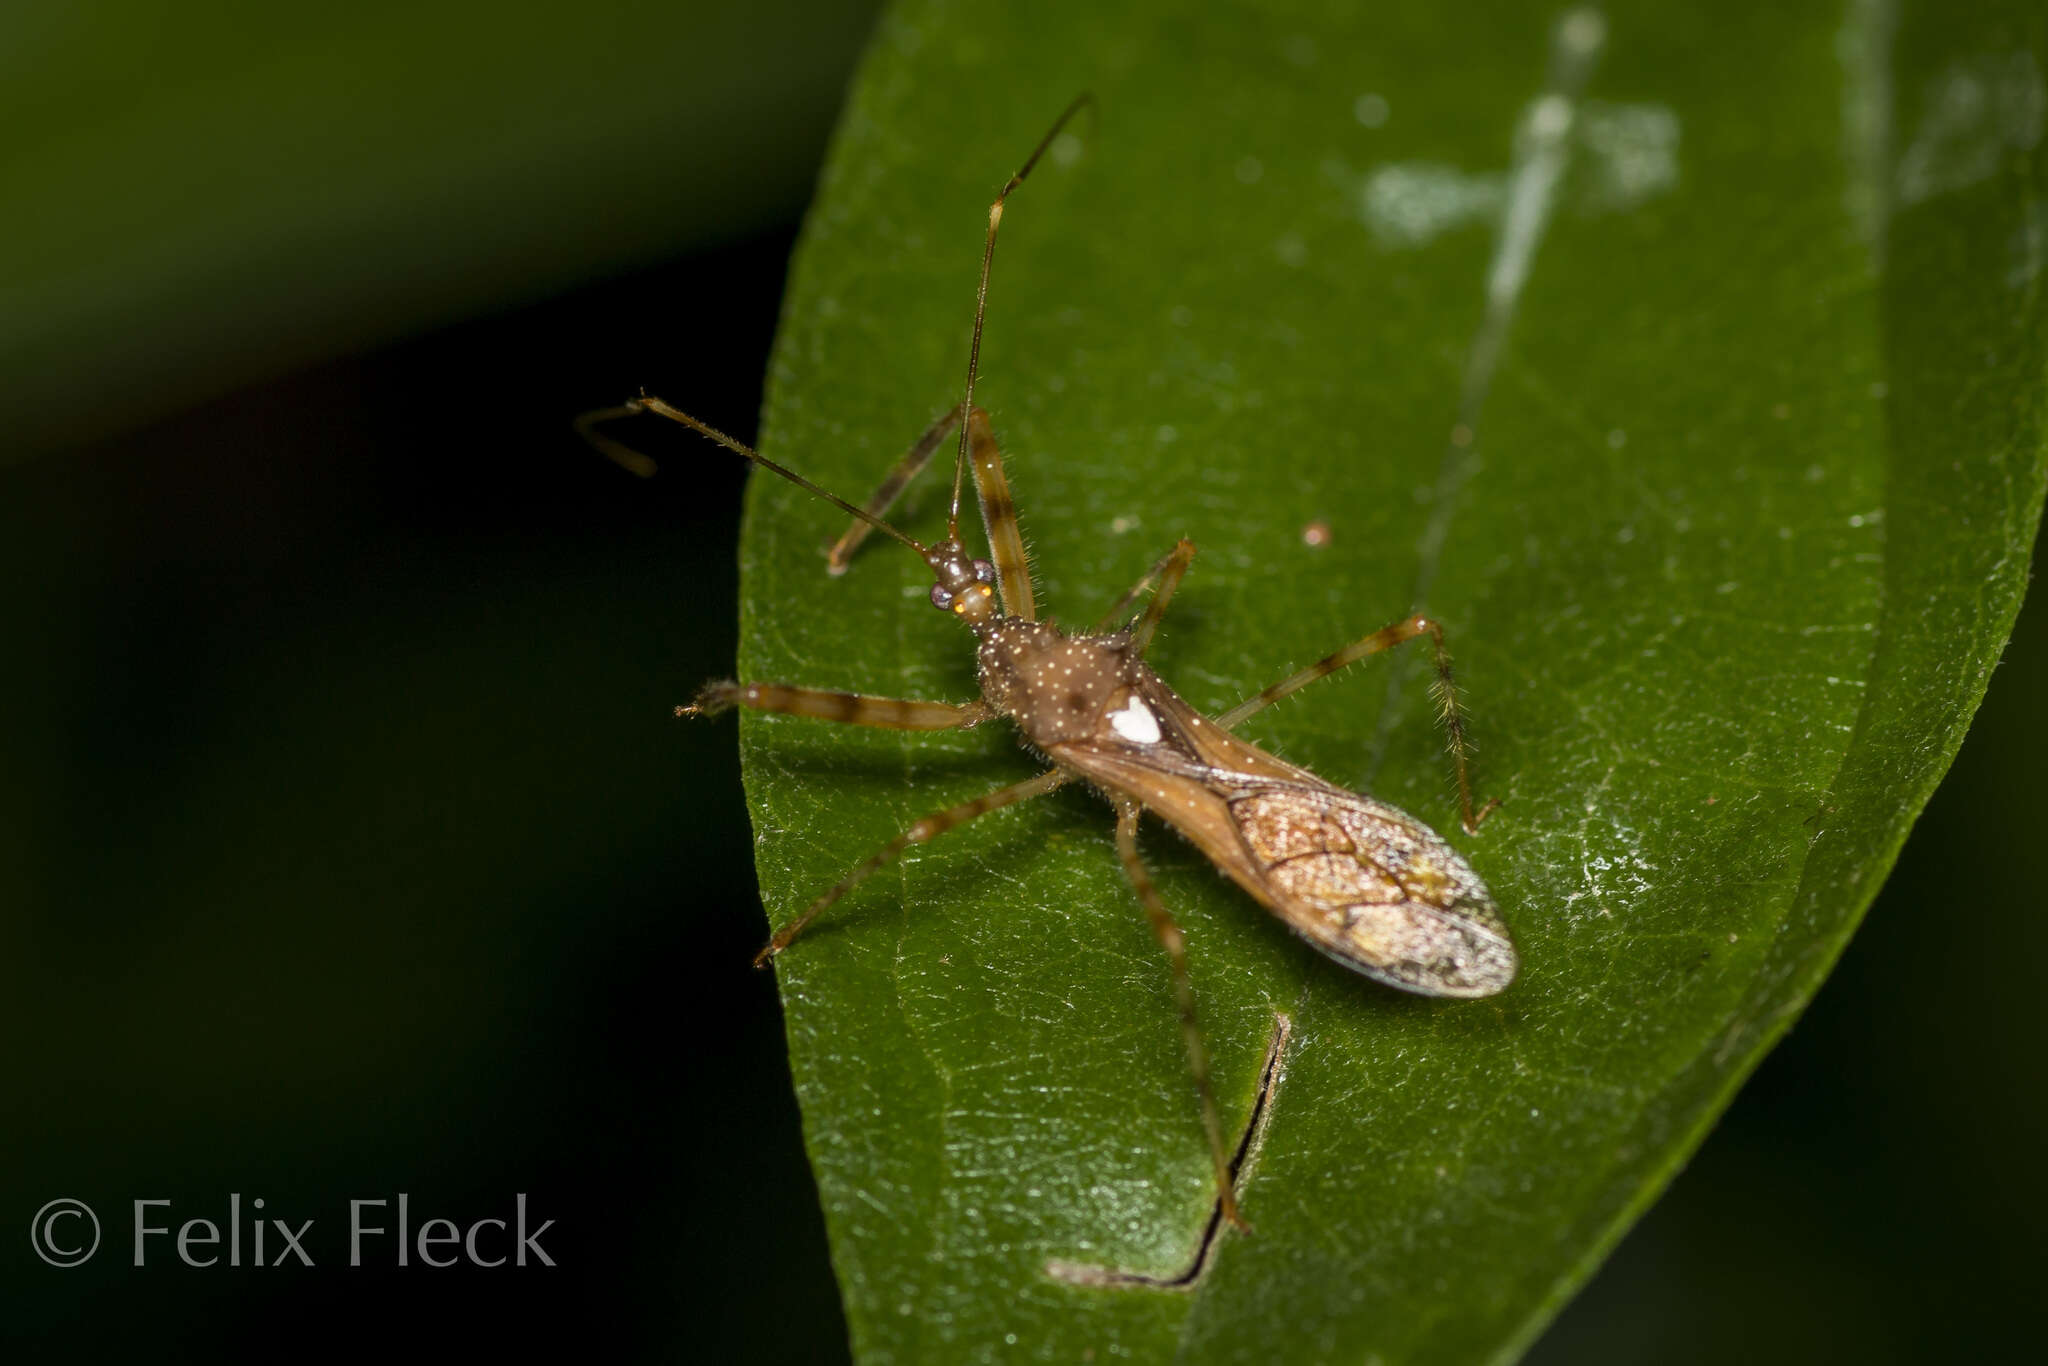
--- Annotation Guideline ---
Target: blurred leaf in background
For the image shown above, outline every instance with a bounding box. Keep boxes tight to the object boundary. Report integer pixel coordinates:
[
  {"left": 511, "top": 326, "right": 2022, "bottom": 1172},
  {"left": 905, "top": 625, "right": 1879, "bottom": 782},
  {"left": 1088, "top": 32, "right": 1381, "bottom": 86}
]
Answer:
[
  {"left": 2, "top": 1, "right": 2043, "bottom": 1364},
  {"left": 2, "top": 0, "right": 881, "bottom": 1359},
  {"left": 1, "top": 0, "right": 879, "bottom": 455}
]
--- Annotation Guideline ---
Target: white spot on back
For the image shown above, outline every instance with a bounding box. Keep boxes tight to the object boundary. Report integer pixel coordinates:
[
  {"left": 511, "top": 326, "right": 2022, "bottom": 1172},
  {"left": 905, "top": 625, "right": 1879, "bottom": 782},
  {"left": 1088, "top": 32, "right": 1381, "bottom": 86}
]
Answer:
[{"left": 1109, "top": 697, "right": 1162, "bottom": 745}]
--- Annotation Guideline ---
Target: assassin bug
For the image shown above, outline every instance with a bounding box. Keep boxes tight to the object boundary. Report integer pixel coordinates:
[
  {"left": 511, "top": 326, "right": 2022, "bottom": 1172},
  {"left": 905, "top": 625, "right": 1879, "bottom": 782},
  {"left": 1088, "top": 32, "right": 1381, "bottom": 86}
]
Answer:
[{"left": 580, "top": 97, "right": 1515, "bottom": 1232}]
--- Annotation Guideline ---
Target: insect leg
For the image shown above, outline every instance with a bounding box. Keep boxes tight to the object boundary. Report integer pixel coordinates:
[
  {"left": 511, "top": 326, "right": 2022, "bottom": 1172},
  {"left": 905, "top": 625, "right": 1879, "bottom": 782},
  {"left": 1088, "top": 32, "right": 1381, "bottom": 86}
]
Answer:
[
  {"left": 1092, "top": 538, "right": 1197, "bottom": 650},
  {"left": 825, "top": 404, "right": 966, "bottom": 575},
  {"left": 1126, "top": 539, "right": 1196, "bottom": 654},
  {"left": 963, "top": 407, "right": 1036, "bottom": 620},
  {"left": 1215, "top": 614, "right": 1499, "bottom": 834},
  {"left": 756, "top": 768, "right": 1071, "bottom": 965},
  {"left": 680, "top": 681, "right": 990, "bottom": 731},
  {"left": 1112, "top": 798, "right": 1248, "bottom": 1233},
  {"left": 808, "top": 402, "right": 1032, "bottom": 607}
]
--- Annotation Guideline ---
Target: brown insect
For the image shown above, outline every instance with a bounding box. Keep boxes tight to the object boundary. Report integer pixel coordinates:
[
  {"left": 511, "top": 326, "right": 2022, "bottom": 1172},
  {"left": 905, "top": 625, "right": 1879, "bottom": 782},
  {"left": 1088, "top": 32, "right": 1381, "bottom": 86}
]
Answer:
[{"left": 580, "top": 97, "right": 1514, "bottom": 1232}]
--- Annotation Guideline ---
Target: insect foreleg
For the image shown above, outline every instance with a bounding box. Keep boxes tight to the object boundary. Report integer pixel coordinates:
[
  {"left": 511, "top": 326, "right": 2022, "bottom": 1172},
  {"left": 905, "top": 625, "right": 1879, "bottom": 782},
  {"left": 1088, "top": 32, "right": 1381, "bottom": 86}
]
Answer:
[
  {"left": 1092, "top": 538, "right": 1197, "bottom": 652},
  {"left": 826, "top": 404, "right": 966, "bottom": 574},
  {"left": 755, "top": 768, "right": 1071, "bottom": 966},
  {"left": 1215, "top": 614, "right": 1499, "bottom": 834},
  {"left": 680, "top": 681, "right": 990, "bottom": 731},
  {"left": 962, "top": 408, "right": 1036, "bottom": 620},
  {"left": 1112, "top": 799, "right": 1247, "bottom": 1233},
  {"left": 821, "top": 404, "right": 1035, "bottom": 619}
]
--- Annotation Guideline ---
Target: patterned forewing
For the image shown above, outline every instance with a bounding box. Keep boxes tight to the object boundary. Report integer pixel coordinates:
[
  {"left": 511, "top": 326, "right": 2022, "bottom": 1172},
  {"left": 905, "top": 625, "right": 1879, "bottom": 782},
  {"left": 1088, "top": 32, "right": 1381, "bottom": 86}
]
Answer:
[
  {"left": 1228, "top": 782, "right": 1515, "bottom": 997},
  {"left": 1037, "top": 661, "right": 1515, "bottom": 999}
]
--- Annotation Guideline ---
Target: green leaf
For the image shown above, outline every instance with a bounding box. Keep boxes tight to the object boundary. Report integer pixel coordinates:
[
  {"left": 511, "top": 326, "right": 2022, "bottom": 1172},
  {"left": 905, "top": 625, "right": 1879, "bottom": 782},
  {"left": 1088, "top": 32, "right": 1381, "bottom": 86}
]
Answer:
[{"left": 734, "top": 0, "right": 2048, "bottom": 1360}]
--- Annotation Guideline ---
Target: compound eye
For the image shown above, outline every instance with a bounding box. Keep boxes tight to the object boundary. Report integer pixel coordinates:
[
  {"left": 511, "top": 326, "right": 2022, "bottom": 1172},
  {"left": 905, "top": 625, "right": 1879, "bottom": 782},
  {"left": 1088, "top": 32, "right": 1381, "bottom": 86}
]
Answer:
[
  {"left": 929, "top": 584, "right": 955, "bottom": 610},
  {"left": 972, "top": 559, "right": 996, "bottom": 584}
]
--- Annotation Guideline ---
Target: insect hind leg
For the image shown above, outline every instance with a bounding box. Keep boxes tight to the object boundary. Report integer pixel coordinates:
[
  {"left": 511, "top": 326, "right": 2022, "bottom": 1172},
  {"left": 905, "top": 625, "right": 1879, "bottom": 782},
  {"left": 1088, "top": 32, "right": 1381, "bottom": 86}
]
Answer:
[
  {"left": 1112, "top": 799, "right": 1248, "bottom": 1233},
  {"left": 1215, "top": 614, "right": 1499, "bottom": 834},
  {"left": 755, "top": 768, "right": 1070, "bottom": 965}
]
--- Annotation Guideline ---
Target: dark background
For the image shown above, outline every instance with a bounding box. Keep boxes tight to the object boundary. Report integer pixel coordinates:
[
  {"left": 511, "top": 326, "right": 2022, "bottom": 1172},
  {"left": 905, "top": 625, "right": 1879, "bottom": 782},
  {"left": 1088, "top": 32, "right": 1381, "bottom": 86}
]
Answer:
[{"left": 5, "top": 15, "right": 2043, "bottom": 1366}]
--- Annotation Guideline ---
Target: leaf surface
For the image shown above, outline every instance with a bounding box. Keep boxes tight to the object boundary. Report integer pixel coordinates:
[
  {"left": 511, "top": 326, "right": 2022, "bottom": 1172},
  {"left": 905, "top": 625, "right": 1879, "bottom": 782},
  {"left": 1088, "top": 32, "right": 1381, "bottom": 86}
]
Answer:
[{"left": 735, "top": 1, "right": 2048, "bottom": 1360}]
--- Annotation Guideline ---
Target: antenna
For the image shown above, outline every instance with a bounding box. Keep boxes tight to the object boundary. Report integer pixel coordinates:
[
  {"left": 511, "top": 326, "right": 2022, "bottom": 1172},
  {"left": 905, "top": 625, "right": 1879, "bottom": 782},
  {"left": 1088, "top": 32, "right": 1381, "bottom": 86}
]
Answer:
[
  {"left": 576, "top": 397, "right": 929, "bottom": 558},
  {"left": 946, "top": 93, "right": 1096, "bottom": 537}
]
